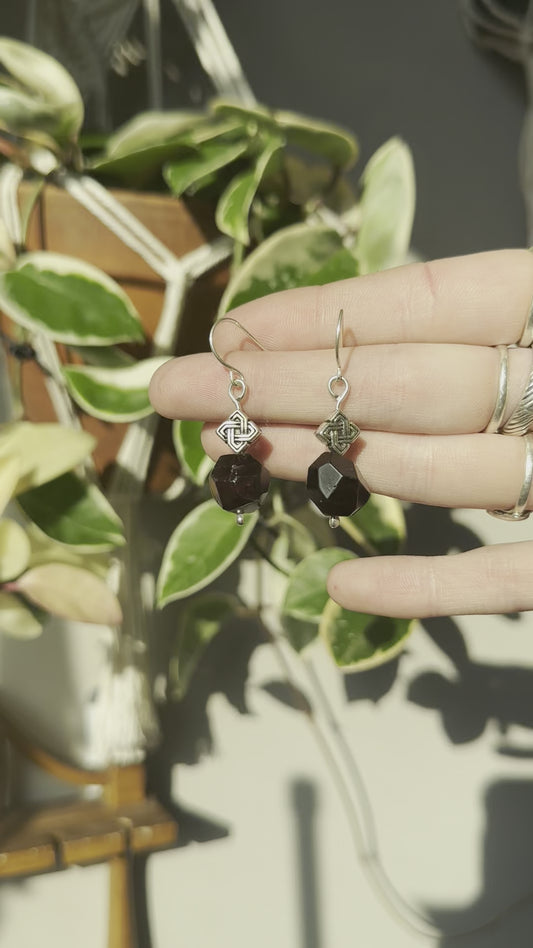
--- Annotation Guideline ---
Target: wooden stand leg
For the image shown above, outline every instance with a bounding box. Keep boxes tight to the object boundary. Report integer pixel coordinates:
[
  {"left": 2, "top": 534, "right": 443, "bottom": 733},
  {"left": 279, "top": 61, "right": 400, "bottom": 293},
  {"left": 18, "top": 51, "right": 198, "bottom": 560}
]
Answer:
[{"left": 108, "top": 854, "right": 136, "bottom": 948}]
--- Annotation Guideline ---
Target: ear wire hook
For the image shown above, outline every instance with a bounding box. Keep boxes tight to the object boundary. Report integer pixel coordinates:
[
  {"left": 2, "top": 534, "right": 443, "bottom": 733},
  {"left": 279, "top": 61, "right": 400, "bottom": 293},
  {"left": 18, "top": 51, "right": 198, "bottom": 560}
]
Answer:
[
  {"left": 328, "top": 309, "right": 349, "bottom": 411},
  {"left": 335, "top": 308, "right": 344, "bottom": 378},
  {"left": 209, "top": 317, "right": 266, "bottom": 410}
]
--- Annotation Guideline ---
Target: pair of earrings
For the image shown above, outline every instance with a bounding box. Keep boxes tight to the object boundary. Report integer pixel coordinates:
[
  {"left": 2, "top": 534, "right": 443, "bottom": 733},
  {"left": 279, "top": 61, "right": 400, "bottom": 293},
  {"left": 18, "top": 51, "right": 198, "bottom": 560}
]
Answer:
[{"left": 208, "top": 310, "right": 369, "bottom": 527}]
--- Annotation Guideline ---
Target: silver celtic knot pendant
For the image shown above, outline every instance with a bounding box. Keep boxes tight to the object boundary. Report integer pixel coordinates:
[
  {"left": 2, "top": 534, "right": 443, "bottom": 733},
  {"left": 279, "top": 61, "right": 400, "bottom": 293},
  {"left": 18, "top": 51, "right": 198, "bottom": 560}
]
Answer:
[
  {"left": 216, "top": 408, "right": 261, "bottom": 454},
  {"left": 315, "top": 410, "right": 360, "bottom": 455}
]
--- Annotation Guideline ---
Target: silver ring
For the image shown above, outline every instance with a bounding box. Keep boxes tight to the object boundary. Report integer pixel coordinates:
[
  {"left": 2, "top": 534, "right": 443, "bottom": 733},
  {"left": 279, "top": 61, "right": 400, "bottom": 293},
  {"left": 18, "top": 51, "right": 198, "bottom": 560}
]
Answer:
[
  {"left": 484, "top": 345, "right": 509, "bottom": 433},
  {"left": 502, "top": 356, "right": 533, "bottom": 435},
  {"left": 518, "top": 296, "right": 533, "bottom": 347},
  {"left": 487, "top": 433, "right": 533, "bottom": 521}
]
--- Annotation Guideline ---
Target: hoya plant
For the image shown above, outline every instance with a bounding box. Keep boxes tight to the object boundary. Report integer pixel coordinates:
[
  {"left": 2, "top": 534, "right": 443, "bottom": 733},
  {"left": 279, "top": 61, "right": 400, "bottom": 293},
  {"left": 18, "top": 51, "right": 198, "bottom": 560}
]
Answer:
[{"left": 0, "top": 38, "right": 417, "bottom": 721}]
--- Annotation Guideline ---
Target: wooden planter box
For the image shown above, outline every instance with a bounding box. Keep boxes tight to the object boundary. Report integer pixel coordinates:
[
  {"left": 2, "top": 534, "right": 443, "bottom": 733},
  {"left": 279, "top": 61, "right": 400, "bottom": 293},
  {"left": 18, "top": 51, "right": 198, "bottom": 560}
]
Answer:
[{"left": 5, "top": 184, "right": 228, "bottom": 491}]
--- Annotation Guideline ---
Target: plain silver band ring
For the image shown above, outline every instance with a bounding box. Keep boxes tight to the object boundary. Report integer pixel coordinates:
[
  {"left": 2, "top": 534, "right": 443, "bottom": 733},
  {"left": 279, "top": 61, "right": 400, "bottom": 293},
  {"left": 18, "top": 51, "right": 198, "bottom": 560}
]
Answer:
[
  {"left": 518, "top": 296, "right": 533, "bottom": 347},
  {"left": 487, "top": 433, "right": 533, "bottom": 521},
  {"left": 502, "top": 358, "right": 533, "bottom": 435},
  {"left": 484, "top": 344, "right": 509, "bottom": 433}
]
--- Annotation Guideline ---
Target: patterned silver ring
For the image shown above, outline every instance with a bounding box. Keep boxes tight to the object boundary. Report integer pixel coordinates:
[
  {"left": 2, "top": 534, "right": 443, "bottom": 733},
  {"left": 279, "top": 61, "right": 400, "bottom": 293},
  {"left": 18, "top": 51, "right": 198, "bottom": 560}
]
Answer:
[
  {"left": 487, "top": 433, "right": 533, "bottom": 521},
  {"left": 502, "top": 356, "right": 533, "bottom": 436},
  {"left": 484, "top": 344, "right": 509, "bottom": 433}
]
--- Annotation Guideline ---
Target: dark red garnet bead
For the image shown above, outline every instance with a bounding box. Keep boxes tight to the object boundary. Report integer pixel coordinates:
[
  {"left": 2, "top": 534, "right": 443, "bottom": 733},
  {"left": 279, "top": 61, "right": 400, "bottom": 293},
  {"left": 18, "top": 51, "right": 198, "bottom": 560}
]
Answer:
[
  {"left": 209, "top": 452, "right": 270, "bottom": 514},
  {"left": 307, "top": 451, "right": 369, "bottom": 518}
]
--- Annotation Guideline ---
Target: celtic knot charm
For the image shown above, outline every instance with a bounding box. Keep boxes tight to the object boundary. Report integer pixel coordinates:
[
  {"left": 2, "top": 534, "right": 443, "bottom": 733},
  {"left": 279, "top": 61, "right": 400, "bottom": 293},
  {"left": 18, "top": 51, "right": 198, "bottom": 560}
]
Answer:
[
  {"left": 216, "top": 409, "right": 261, "bottom": 453},
  {"left": 315, "top": 410, "right": 360, "bottom": 455}
]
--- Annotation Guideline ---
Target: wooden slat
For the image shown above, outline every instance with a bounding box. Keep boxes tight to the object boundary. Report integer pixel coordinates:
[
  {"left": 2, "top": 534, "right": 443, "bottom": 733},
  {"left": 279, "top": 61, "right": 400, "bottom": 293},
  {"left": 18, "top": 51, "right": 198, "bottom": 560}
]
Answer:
[{"left": 0, "top": 796, "right": 177, "bottom": 879}]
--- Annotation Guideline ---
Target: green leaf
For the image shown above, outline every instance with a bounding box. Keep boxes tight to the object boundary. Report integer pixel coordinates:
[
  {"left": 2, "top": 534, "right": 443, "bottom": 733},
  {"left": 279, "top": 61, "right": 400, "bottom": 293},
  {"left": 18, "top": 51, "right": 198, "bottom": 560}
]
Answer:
[
  {"left": 320, "top": 599, "right": 414, "bottom": 669},
  {"left": 0, "top": 591, "right": 42, "bottom": 639},
  {"left": 282, "top": 547, "right": 356, "bottom": 622},
  {"left": 0, "top": 454, "right": 20, "bottom": 517},
  {"left": 157, "top": 499, "right": 258, "bottom": 608},
  {"left": 164, "top": 139, "right": 249, "bottom": 198},
  {"left": 0, "top": 253, "right": 144, "bottom": 345},
  {"left": 0, "top": 422, "right": 94, "bottom": 493},
  {"left": 276, "top": 109, "right": 358, "bottom": 168},
  {"left": 0, "top": 38, "right": 83, "bottom": 145},
  {"left": 0, "top": 519, "right": 30, "bottom": 581},
  {"left": 25, "top": 524, "right": 110, "bottom": 578},
  {"left": 172, "top": 420, "right": 212, "bottom": 486},
  {"left": 356, "top": 137, "right": 416, "bottom": 275},
  {"left": 219, "top": 222, "right": 345, "bottom": 312},
  {"left": 211, "top": 100, "right": 358, "bottom": 167},
  {"left": 63, "top": 356, "right": 169, "bottom": 422},
  {"left": 15, "top": 564, "right": 122, "bottom": 625},
  {"left": 281, "top": 613, "right": 319, "bottom": 654},
  {"left": 340, "top": 494, "right": 406, "bottom": 555},
  {"left": 90, "top": 110, "right": 203, "bottom": 186},
  {"left": 169, "top": 592, "right": 238, "bottom": 699},
  {"left": 103, "top": 110, "right": 205, "bottom": 158},
  {"left": 267, "top": 511, "right": 317, "bottom": 573},
  {"left": 304, "top": 248, "right": 359, "bottom": 285},
  {"left": 70, "top": 345, "right": 136, "bottom": 368},
  {"left": 216, "top": 136, "right": 283, "bottom": 245},
  {"left": 17, "top": 472, "right": 125, "bottom": 552}
]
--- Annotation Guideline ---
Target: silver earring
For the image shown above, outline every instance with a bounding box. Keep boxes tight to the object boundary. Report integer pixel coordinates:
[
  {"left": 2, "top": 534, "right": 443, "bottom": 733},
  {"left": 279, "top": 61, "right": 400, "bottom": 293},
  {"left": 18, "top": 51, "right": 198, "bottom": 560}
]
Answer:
[
  {"left": 306, "top": 309, "right": 369, "bottom": 528},
  {"left": 208, "top": 318, "right": 270, "bottom": 525}
]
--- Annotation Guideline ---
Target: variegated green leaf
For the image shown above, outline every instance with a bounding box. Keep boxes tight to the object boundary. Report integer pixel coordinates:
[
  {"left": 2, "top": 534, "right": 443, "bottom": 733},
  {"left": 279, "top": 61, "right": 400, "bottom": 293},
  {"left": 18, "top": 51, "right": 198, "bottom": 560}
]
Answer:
[
  {"left": 281, "top": 613, "right": 320, "bottom": 654},
  {"left": 275, "top": 109, "right": 358, "bottom": 167},
  {"left": 164, "top": 139, "right": 249, "bottom": 198},
  {"left": 216, "top": 136, "right": 283, "bottom": 245},
  {"left": 357, "top": 137, "right": 416, "bottom": 274},
  {"left": 90, "top": 111, "right": 208, "bottom": 186},
  {"left": 0, "top": 454, "right": 20, "bottom": 517},
  {"left": 17, "top": 472, "right": 124, "bottom": 551},
  {"left": 0, "top": 519, "right": 30, "bottom": 581},
  {"left": 320, "top": 598, "right": 414, "bottom": 669},
  {"left": 15, "top": 564, "right": 122, "bottom": 625},
  {"left": 25, "top": 524, "right": 110, "bottom": 578},
  {"left": 104, "top": 110, "right": 204, "bottom": 158},
  {"left": 0, "top": 38, "right": 83, "bottom": 144},
  {"left": 0, "top": 422, "right": 94, "bottom": 493},
  {"left": 157, "top": 499, "right": 257, "bottom": 607},
  {"left": 0, "top": 590, "right": 42, "bottom": 639},
  {"left": 282, "top": 548, "right": 356, "bottom": 623},
  {"left": 0, "top": 253, "right": 144, "bottom": 345},
  {"left": 63, "top": 356, "right": 169, "bottom": 422},
  {"left": 219, "top": 223, "right": 345, "bottom": 313},
  {"left": 172, "top": 420, "right": 212, "bottom": 486},
  {"left": 340, "top": 494, "right": 406, "bottom": 555},
  {"left": 211, "top": 100, "right": 358, "bottom": 167},
  {"left": 0, "top": 218, "right": 15, "bottom": 272}
]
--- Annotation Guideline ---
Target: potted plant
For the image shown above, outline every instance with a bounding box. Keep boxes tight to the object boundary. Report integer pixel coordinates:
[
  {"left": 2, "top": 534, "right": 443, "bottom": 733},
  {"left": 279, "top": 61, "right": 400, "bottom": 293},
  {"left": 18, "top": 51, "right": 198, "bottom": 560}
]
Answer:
[{"left": 0, "top": 35, "right": 419, "bottom": 745}]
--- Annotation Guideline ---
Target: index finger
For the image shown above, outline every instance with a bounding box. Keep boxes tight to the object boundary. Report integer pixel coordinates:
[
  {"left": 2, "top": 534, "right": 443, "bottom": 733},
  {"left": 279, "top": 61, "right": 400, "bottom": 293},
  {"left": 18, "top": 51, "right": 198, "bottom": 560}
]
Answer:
[{"left": 223, "top": 249, "right": 533, "bottom": 350}]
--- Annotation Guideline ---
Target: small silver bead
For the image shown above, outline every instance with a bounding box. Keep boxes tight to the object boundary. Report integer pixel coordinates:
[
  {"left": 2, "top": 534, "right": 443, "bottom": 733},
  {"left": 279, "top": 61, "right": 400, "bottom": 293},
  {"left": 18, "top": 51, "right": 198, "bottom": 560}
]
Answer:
[
  {"left": 328, "top": 516, "right": 340, "bottom": 529},
  {"left": 236, "top": 511, "right": 244, "bottom": 526}
]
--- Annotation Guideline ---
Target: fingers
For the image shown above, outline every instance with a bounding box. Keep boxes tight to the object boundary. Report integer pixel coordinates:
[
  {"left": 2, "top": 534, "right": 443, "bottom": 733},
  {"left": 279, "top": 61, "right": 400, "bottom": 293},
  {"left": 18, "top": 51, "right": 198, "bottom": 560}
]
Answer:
[
  {"left": 327, "top": 541, "right": 533, "bottom": 618},
  {"left": 201, "top": 426, "right": 530, "bottom": 511},
  {"left": 150, "top": 343, "right": 532, "bottom": 435},
  {"left": 217, "top": 249, "right": 533, "bottom": 350}
]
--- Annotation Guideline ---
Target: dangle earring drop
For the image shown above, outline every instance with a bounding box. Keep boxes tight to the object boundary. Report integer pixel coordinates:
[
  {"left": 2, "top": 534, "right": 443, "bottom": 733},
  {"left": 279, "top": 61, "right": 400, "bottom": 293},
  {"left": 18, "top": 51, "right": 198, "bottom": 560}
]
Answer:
[
  {"left": 307, "top": 309, "right": 369, "bottom": 528},
  {"left": 208, "top": 318, "right": 270, "bottom": 524}
]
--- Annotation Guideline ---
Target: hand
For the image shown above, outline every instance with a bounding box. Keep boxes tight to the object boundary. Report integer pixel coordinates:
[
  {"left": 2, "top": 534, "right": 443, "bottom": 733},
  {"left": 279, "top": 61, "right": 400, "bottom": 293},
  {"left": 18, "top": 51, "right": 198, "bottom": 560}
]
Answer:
[{"left": 149, "top": 249, "right": 533, "bottom": 619}]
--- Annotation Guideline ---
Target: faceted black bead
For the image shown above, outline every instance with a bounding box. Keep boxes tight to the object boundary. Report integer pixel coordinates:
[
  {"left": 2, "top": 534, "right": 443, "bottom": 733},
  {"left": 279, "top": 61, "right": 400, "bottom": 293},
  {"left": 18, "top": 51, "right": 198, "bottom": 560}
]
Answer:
[
  {"left": 307, "top": 451, "right": 369, "bottom": 518},
  {"left": 209, "top": 452, "right": 270, "bottom": 513}
]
